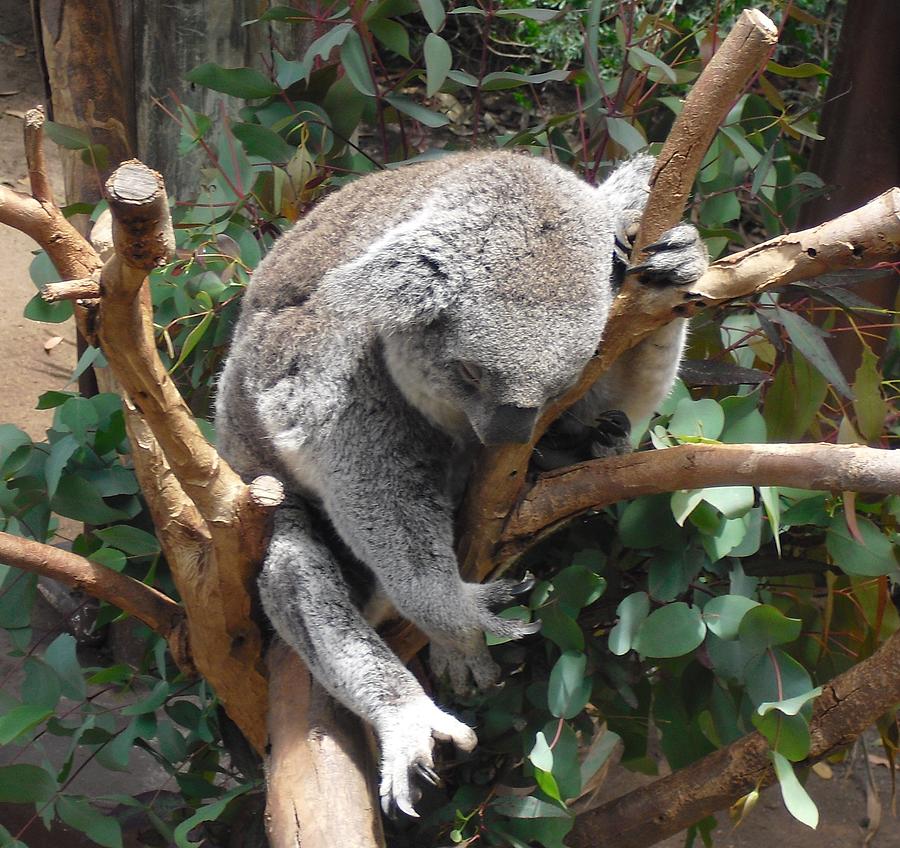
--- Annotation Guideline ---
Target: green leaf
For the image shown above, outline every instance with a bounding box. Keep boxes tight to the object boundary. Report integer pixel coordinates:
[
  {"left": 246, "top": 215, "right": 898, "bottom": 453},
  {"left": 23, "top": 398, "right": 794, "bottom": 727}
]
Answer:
[
  {"left": 44, "top": 121, "right": 90, "bottom": 150},
  {"left": 852, "top": 347, "right": 887, "bottom": 441},
  {"left": 417, "top": 0, "right": 445, "bottom": 31},
  {"left": 44, "top": 633, "right": 85, "bottom": 700},
  {"left": 51, "top": 475, "right": 130, "bottom": 524},
  {"left": 648, "top": 549, "right": 698, "bottom": 602},
  {"left": 668, "top": 398, "right": 724, "bottom": 441},
  {"left": 627, "top": 46, "right": 676, "bottom": 83},
  {"left": 496, "top": 7, "right": 562, "bottom": 21},
  {"left": 534, "top": 767, "right": 564, "bottom": 805},
  {"left": 605, "top": 116, "right": 646, "bottom": 155},
  {"left": 757, "top": 686, "right": 823, "bottom": 717},
  {"left": 122, "top": 679, "right": 172, "bottom": 715},
  {"left": 552, "top": 565, "right": 605, "bottom": 612},
  {"left": 21, "top": 658, "right": 61, "bottom": 710},
  {"left": 57, "top": 396, "right": 99, "bottom": 443},
  {"left": 0, "top": 764, "right": 56, "bottom": 803},
  {"left": 369, "top": 18, "right": 411, "bottom": 59},
  {"left": 480, "top": 70, "right": 568, "bottom": 91},
  {"left": 772, "top": 751, "right": 819, "bottom": 828},
  {"left": 171, "top": 308, "right": 214, "bottom": 373},
  {"left": 701, "top": 486, "right": 755, "bottom": 519},
  {"left": 340, "top": 30, "right": 376, "bottom": 96},
  {"left": 538, "top": 604, "right": 584, "bottom": 652},
  {"left": 384, "top": 94, "right": 449, "bottom": 127},
  {"left": 619, "top": 494, "right": 684, "bottom": 550},
  {"left": 745, "top": 649, "right": 813, "bottom": 707},
  {"left": 754, "top": 710, "right": 811, "bottom": 760},
  {"left": 173, "top": 784, "right": 256, "bottom": 848},
  {"left": 702, "top": 595, "right": 759, "bottom": 640},
  {"left": 774, "top": 306, "right": 853, "bottom": 399},
  {"left": 547, "top": 651, "right": 591, "bottom": 719},
  {"left": 186, "top": 64, "right": 278, "bottom": 99},
  {"left": 738, "top": 605, "right": 802, "bottom": 653},
  {"left": 528, "top": 731, "right": 554, "bottom": 772},
  {"left": 45, "top": 434, "right": 79, "bottom": 498},
  {"left": 231, "top": 123, "right": 295, "bottom": 163},
  {"left": 57, "top": 796, "right": 123, "bottom": 848},
  {"left": 492, "top": 795, "right": 572, "bottom": 819},
  {"left": 423, "top": 33, "right": 452, "bottom": 96},
  {"left": 766, "top": 60, "right": 829, "bottom": 78},
  {"left": 826, "top": 512, "right": 899, "bottom": 577},
  {"left": 632, "top": 603, "right": 706, "bottom": 658},
  {"left": 580, "top": 729, "right": 620, "bottom": 786},
  {"left": 608, "top": 591, "right": 649, "bottom": 655},
  {"left": 95, "top": 525, "right": 161, "bottom": 557},
  {"left": 719, "top": 125, "right": 762, "bottom": 168},
  {"left": 24, "top": 292, "right": 74, "bottom": 323},
  {"left": 0, "top": 705, "right": 53, "bottom": 744}
]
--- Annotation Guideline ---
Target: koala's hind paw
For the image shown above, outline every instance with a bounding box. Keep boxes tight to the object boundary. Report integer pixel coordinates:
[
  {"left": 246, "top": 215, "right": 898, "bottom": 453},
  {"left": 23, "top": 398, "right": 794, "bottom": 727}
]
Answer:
[
  {"left": 377, "top": 698, "right": 476, "bottom": 818},
  {"left": 431, "top": 637, "right": 502, "bottom": 693},
  {"left": 589, "top": 409, "right": 632, "bottom": 459},
  {"left": 628, "top": 223, "right": 708, "bottom": 287}
]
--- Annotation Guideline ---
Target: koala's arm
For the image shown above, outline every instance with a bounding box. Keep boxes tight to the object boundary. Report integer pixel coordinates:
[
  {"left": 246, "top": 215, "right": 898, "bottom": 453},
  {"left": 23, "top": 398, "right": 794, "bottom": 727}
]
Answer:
[
  {"left": 259, "top": 499, "right": 477, "bottom": 816},
  {"left": 534, "top": 159, "right": 707, "bottom": 470}
]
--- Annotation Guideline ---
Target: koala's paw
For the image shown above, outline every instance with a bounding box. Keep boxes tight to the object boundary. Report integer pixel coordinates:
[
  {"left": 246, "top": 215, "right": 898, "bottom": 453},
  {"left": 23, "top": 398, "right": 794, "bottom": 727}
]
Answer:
[
  {"left": 589, "top": 409, "right": 632, "bottom": 459},
  {"left": 628, "top": 224, "right": 709, "bottom": 287},
  {"left": 431, "top": 635, "right": 501, "bottom": 693},
  {"left": 377, "top": 697, "right": 477, "bottom": 817}
]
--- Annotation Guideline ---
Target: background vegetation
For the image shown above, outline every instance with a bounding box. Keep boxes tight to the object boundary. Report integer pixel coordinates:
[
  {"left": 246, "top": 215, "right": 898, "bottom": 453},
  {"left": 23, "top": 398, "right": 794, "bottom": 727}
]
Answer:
[{"left": 1, "top": 1, "right": 897, "bottom": 847}]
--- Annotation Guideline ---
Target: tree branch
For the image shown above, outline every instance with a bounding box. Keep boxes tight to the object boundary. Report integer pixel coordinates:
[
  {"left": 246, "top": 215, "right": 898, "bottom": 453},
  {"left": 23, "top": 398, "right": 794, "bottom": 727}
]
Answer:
[
  {"left": 498, "top": 443, "right": 900, "bottom": 560},
  {"left": 24, "top": 106, "right": 54, "bottom": 206},
  {"left": 567, "top": 625, "right": 900, "bottom": 848},
  {"left": 40, "top": 275, "right": 102, "bottom": 303},
  {"left": 0, "top": 530, "right": 189, "bottom": 664}
]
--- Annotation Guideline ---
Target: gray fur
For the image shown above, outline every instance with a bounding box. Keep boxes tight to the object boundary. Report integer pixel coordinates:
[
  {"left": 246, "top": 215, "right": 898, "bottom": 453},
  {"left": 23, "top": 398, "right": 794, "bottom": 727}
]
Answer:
[{"left": 215, "top": 151, "right": 708, "bottom": 815}]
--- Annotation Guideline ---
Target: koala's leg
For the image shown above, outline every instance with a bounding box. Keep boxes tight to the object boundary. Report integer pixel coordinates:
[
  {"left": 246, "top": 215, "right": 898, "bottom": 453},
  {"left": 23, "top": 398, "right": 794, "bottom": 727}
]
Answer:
[
  {"left": 320, "top": 396, "right": 538, "bottom": 695},
  {"left": 259, "top": 502, "right": 477, "bottom": 817}
]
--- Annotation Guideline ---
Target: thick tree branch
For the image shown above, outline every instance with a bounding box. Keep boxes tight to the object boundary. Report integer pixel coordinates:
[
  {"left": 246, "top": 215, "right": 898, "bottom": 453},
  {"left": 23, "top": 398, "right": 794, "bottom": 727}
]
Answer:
[
  {"left": 568, "top": 625, "right": 900, "bottom": 848},
  {"left": 498, "top": 443, "right": 900, "bottom": 560},
  {"left": 0, "top": 530, "right": 188, "bottom": 662}
]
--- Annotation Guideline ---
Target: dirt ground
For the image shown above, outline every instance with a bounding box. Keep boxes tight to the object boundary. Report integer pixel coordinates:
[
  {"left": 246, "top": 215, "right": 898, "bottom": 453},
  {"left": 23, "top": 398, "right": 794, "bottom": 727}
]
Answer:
[{"left": 0, "top": 5, "right": 898, "bottom": 848}]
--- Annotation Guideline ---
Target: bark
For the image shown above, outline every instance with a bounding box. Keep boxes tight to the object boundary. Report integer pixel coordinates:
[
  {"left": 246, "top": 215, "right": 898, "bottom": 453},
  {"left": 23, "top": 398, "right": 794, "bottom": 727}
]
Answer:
[
  {"left": 567, "top": 624, "right": 900, "bottom": 848},
  {"left": 498, "top": 442, "right": 900, "bottom": 560},
  {"left": 265, "top": 642, "right": 386, "bottom": 848}
]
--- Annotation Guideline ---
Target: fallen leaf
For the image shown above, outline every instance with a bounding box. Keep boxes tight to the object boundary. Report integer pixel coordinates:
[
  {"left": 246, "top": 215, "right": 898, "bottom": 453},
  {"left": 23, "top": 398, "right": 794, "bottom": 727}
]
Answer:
[
  {"left": 44, "top": 336, "right": 64, "bottom": 353},
  {"left": 811, "top": 762, "right": 833, "bottom": 779}
]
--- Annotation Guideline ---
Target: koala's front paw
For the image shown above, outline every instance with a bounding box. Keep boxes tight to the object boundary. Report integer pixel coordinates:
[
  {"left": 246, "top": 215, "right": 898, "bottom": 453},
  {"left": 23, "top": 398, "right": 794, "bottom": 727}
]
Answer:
[
  {"left": 628, "top": 223, "right": 709, "bottom": 287},
  {"left": 377, "top": 697, "right": 477, "bottom": 817},
  {"left": 589, "top": 409, "right": 632, "bottom": 459},
  {"left": 431, "top": 579, "right": 540, "bottom": 694}
]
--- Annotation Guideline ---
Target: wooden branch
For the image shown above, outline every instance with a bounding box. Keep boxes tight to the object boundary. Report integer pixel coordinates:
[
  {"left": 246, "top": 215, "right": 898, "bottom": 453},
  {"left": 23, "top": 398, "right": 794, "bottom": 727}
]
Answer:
[
  {"left": 634, "top": 9, "right": 778, "bottom": 256},
  {"left": 266, "top": 642, "right": 387, "bottom": 848},
  {"left": 40, "top": 275, "right": 102, "bottom": 303},
  {"left": 498, "top": 443, "right": 900, "bottom": 560},
  {"left": 456, "top": 9, "right": 779, "bottom": 586},
  {"left": 0, "top": 530, "right": 189, "bottom": 665},
  {"left": 567, "top": 625, "right": 900, "bottom": 848},
  {"left": 24, "top": 106, "right": 54, "bottom": 206}
]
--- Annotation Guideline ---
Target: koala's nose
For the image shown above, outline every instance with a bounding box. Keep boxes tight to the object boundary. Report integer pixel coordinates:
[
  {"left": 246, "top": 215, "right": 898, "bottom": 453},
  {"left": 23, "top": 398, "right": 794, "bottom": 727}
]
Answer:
[{"left": 480, "top": 404, "right": 540, "bottom": 446}]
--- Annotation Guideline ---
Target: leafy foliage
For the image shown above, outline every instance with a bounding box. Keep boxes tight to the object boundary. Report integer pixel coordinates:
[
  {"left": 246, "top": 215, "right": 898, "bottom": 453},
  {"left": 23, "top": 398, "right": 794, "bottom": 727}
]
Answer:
[{"left": 1, "top": 1, "right": 897, "bottom": 846}]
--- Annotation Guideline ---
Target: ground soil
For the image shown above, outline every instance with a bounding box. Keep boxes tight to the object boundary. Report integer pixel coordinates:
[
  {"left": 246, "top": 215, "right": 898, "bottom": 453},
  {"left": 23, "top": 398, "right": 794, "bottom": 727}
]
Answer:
[{"left": 0, "top": 5, "right": 898, "bottom": 848}]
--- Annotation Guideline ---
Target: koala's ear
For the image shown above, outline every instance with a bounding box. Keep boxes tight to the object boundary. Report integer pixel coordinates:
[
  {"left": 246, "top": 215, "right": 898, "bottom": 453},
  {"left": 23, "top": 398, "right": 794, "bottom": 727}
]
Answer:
[{"left": 320, "top": 209, "right": 454, "bottom": 329}]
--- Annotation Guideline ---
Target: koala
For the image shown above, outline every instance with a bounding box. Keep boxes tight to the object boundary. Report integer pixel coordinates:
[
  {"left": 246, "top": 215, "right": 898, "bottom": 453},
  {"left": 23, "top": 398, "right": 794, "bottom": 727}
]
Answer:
[{"left": 215, "top": 151, "right": 708, "bottom": 816}]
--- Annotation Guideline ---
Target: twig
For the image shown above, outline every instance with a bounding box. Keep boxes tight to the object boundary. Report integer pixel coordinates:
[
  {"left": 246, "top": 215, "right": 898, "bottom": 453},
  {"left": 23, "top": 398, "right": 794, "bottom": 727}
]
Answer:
[
  {"left": 24, "top": 106, "right": 54, "bottom": 206},
  {"left": 40, "top": 275, "right": 101, "bottom": 303},
  {"left": 0, "top": 530, "right": 187, "bottom": 660}
]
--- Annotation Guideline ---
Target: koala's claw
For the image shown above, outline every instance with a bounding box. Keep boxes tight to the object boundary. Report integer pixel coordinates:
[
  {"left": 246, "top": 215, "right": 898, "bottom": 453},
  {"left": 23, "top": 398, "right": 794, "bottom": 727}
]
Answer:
[
  {"left": 377, "top": 698, "right": 476, "bottom": 817},
  {"left": 589, "top": 409, "right": 632, "bottom": 459}
]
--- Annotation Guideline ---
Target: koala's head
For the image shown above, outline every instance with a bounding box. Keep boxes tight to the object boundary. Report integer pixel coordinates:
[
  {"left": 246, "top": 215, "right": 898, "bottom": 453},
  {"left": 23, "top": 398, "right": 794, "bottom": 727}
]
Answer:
[{"left": 383, "top": 285, "right": 608, "bottom": 446}]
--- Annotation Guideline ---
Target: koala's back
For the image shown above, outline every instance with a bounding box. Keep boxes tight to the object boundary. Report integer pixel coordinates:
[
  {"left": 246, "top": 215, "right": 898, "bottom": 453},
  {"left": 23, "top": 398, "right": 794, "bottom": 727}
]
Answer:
[{"left": 216, "top": 151, "right": 607, "bottom": 480}]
